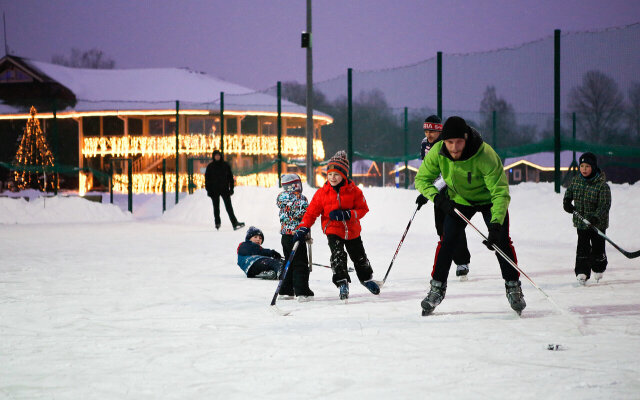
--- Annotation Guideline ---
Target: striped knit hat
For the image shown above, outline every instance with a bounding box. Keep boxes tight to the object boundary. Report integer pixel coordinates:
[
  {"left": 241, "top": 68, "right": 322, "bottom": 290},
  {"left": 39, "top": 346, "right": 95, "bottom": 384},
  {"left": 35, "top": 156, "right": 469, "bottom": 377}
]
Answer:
[{"left": 327, "top": 150, "right": 349, "bottom": 180}]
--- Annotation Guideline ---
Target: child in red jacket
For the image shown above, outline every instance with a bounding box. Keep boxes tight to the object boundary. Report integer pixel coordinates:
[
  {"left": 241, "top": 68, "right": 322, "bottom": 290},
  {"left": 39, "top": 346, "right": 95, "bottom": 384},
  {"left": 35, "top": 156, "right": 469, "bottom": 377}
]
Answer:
[{"left": 294, "top": 150, "right": 381, "bottom": 300}]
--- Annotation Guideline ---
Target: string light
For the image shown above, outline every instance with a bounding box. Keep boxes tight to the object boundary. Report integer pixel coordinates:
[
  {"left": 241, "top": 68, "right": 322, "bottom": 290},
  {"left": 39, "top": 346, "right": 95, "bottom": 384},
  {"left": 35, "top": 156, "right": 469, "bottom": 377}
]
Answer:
[{"left": 82, "top": 134, "right": 325, "bottom": 160}]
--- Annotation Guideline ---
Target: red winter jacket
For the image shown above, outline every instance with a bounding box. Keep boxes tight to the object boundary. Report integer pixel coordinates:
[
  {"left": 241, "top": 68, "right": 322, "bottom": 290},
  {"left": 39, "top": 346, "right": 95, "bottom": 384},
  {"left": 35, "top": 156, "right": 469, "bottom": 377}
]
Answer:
[{"left": 299, "top": 180, "right": 369, "bottom": 240}]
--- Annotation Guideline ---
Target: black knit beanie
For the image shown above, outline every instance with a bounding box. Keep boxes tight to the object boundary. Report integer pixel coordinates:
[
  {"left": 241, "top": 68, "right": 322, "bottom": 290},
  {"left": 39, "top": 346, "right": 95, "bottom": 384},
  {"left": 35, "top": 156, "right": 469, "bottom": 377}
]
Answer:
[
  {"left": 441, "top": 116, "right": 470, "bottom": 140},
  {"left": 579, "top": 152, "right": 598, "bottom": 170}
]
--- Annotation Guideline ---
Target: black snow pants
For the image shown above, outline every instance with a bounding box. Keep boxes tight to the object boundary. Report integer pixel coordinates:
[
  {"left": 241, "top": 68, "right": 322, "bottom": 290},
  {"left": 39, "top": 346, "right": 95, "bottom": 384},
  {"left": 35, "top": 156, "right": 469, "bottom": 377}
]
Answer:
[
  {"left": 327, "top": 235, "right": 374, "bottom": 287},
  {"left": 575, "top": 228, "right": 607, "bottom": 279},
  {"left": 279, "top": 234, "right": 312, "bottom": 296},
  {"left": 431, "top": 204, "right": 519, "bottom": 283}
]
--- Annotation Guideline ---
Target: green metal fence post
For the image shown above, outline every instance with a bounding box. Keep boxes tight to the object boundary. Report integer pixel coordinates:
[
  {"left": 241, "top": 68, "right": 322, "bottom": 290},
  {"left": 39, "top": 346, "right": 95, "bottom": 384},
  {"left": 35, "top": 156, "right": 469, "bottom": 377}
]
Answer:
[
  {"left": 109, "top": 160, "right": 113, "bottom": 204},
  {"left": 187, "top": 158, "right": 193, "bottom": 195},
  {"left": 437, "top": 51, "right": 442, "bottom": 120},
  {"left": 554, "top": 29, "right": 562, "bottom": 193},
  {"left": 404, "top": 107, "right": 409, "bottom": 189},
  {"left": 162, "top": 159, "right": 166, "bottom": 212},
  {"left": 52, "top": 99, "right": 58, "bottom": 195},
  {"left": 277, "top": 81, "right": 282, "bottom": 187},
  {"left": 347, "top": 68, "right": 353, "bottom": 179},
  {"left": 127, "top": 158, "right": 132, "bottom": 213},
  {"left": 220, "top": 92, "right": 225, "bottom": 156},
  {"left": 175, "top": 100, "right": 180, "bottom": 204}
]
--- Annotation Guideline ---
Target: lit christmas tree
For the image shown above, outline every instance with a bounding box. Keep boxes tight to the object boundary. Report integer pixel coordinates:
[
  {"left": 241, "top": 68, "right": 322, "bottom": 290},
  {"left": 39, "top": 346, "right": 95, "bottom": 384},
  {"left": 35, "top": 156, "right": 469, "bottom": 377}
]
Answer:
[{"left": 12, "top": 106, "right": 56, "bottom": 191}]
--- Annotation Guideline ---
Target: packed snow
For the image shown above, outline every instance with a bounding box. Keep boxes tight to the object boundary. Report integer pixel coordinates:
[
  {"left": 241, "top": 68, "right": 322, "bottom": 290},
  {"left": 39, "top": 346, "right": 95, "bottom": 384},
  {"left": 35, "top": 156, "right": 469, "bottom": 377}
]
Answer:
[{"left": 1, "top": 183, "right": 639, "bottom": 399}]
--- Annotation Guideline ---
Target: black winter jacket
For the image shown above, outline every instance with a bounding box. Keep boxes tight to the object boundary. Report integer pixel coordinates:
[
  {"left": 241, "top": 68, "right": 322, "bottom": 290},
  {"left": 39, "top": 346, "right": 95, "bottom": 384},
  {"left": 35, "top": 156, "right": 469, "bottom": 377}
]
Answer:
[{"left": 205, "top": 158, "right": 234, "bottom": 196}]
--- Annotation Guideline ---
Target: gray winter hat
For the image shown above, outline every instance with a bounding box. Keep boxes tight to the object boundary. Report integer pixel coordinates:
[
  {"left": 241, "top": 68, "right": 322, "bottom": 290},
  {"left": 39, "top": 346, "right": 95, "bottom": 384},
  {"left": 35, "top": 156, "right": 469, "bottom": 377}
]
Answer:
[{"left": 281, "top": 173, "right": 302, "bottom": 192}]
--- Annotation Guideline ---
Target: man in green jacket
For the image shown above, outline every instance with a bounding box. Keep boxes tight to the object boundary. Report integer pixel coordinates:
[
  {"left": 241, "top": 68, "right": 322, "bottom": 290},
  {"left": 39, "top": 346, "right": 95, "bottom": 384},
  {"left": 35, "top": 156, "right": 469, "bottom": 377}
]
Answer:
[{"left": 415, "top": 116, "right": 525, "bottom": 316}]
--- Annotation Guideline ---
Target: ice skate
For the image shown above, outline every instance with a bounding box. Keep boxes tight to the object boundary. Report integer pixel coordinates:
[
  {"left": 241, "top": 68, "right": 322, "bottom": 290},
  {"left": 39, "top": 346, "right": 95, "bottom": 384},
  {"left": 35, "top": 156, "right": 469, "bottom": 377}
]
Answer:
[
  {"left": 296, "top": 288, "right": 314, "bottom": 302},
  {"left": 233, "top": 222, "right": 245, "bottom": 231},
  {"left": 362, "top": 280, "right": 380, "bottom": 295},
  {"left": 278, "top": 294, "right": 295, "bottom": 300},
  {"left": 256, "top": 270, "right": 277, "bottom": 280},
  {"left": 594, "top": 272, "right": 603, "bottom": 283},
  {"left": 576, "top": 274, "right": 588, "bottom": 286},
  {"left": 505, "top": 280, "right": 526, "bottom": 315},
  {"left": 338, "top": 280, "right": 349, "bottom": 301},
  {"left": 456, "top": 264, "right": 469, "bottom": 281},
  {"left": 421, "top": 280, "right": 446, "bottom": 316}
]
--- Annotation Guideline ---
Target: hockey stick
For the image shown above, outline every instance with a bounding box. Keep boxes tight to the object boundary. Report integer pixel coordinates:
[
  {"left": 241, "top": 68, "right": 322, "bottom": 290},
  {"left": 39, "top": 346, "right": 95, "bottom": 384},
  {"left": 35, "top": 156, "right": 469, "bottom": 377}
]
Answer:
[
  {"left": 312, "top": 262, "right": 354, "bottom": 272},
  {"left": 574, "top": 211, "right": 640, "bottom": 259},
  {"left": 270, "top": 240, "right": 300, "bottom": 307},
  {"left": 453, "top": 208, "right": 585, "bottom": 333},
  {"left": 307, "top": 237, "right": 313, "bottom": 272},
  {"left": 381, "top": 205, "right": 419, "bottom": 285}
]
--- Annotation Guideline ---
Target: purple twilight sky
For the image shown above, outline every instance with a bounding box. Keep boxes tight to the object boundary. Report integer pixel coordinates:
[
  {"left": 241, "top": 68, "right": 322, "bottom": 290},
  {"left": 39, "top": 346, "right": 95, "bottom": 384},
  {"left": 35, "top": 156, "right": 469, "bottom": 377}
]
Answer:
[{"left": 2, "top": 0, "right": 639, "bottom": 91}]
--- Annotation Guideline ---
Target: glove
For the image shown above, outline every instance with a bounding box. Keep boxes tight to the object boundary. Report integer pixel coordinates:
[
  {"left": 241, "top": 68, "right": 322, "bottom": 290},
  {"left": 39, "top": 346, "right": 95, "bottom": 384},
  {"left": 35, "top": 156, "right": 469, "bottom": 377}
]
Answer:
[
  {"left": 563, "top": 199, "right": 574, "bottom": 214},
  {"left": 482, "top": 223, "right": 502, "bottom": 251},
  {"left": 587, "top": 216, "right": 599, "bottom": 225},
  {"left": 293, "top": 227, "right": 310, "bottom": 242},
  {"left": 329, "top": 209, "right": 351, "bottom": 221},
  {"left": 415, "top": 194, "right": 429, "bottom": 210},
  {"left": 270, "top": 250, "right": 282, "bottom": 260},
  {"left": 433, "top": 193, "right": 454, "bottom": 215}
]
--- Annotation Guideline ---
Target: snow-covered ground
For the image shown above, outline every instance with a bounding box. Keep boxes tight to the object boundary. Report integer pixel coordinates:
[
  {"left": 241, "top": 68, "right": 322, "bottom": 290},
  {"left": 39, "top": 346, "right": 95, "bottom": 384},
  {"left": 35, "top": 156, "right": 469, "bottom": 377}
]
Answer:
[{"left": 1, "top": 183, "right": 639, "bottom": 399}]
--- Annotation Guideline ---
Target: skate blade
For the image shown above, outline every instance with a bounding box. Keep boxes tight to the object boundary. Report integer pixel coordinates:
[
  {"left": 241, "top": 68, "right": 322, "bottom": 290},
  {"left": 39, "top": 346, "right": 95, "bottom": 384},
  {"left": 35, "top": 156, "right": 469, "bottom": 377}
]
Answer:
[
  {"left": 421, "top": 308, "right": 434, "bottom": 316},
  {"left": 270, "top": 305, "right": 292, "bottom": 316},
  {"left": 459, "top": 275, "right": 469, "bottom": 282}
]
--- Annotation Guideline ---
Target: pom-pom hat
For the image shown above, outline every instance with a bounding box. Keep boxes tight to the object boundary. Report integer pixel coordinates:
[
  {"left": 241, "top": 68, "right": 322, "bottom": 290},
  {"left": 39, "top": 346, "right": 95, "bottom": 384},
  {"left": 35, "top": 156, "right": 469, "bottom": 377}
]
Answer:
[{"left": 327, "top": 150, "right": 350, "bottom": 180}]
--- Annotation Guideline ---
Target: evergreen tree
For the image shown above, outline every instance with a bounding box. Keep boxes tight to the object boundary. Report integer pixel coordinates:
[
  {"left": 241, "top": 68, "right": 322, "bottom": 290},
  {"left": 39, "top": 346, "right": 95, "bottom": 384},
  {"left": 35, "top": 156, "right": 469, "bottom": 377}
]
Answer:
[{"left": 12, "top": 107, "right": 56, "bottom": 191}]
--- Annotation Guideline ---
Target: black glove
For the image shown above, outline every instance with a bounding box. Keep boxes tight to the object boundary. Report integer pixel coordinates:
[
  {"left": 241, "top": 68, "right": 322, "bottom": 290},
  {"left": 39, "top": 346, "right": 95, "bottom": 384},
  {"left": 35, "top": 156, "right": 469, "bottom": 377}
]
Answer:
[
  {"left": 415, "top": 194, "right": 429, "bottom": 210},
  {"left": 434, "top": 193, "right": 454, "bottom": 215},
  {"left": 270, "top": 250, "right": 282, "bottom": 259},
  {"left": 563, "top": 199, "right": 574, "bottom": 214},
  {"left": 587, "top": 216, "right": 599, "bottom": 225},
  {"left": 329, "top": 209, "right": 351, "bottom": 221},
  {"left": 482, "top": 223, "right": 502, "bottom": 251},
  {"left": 293, "top": 227, "right": 310, "bottom": 242}
]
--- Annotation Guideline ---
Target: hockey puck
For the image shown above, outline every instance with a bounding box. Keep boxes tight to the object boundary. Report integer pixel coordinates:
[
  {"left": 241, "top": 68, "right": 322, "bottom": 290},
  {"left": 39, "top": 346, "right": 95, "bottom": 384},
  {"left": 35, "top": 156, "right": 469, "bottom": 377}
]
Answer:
[{"left": 547, "top": 344, "right": 562, "bottom": 351}]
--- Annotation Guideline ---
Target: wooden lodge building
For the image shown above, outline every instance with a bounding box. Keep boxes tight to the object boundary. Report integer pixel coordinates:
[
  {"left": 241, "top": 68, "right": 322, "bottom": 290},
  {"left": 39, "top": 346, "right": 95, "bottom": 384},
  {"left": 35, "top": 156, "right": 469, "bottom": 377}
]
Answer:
[{"left": 0, "top": 55, "right": 333, "bottom": 194}]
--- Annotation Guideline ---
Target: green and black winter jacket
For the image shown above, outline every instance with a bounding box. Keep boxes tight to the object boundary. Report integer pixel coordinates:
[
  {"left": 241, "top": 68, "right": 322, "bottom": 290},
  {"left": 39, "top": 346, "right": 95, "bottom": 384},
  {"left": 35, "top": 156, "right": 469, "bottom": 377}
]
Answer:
[
  {"left": 563, "top": 171, "right": 611, "bottom": 231},
  {"left": 415, "top": 129, "right": 510, "bottom": 225}
]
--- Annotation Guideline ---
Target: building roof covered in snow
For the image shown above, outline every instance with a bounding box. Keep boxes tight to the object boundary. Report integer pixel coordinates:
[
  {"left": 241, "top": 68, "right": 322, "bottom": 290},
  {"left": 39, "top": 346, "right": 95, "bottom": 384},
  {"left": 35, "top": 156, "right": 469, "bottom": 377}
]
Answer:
[{"left": 0, "top": 55, "right": 332, "bottom": 122}]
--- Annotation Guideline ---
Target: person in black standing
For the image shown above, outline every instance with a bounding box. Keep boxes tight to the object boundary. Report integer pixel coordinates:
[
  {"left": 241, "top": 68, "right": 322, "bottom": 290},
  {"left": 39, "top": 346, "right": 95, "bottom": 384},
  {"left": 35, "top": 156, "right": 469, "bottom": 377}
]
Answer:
[{"left": 205, "top": 150, "right": 244, "bottom": 230}]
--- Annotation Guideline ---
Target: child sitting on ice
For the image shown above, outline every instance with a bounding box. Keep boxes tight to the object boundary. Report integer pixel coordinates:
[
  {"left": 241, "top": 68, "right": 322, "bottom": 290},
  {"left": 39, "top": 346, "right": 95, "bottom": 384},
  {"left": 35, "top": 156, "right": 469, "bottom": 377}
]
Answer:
[
  {"left": 236, "top": 226, "right": 283, "bottom": 279},
  {"left": 563, "top": 152, "right": 611, "bottom": 285},
  {"left": 293, "top": 150, "right": 380, "bottom": 300}
]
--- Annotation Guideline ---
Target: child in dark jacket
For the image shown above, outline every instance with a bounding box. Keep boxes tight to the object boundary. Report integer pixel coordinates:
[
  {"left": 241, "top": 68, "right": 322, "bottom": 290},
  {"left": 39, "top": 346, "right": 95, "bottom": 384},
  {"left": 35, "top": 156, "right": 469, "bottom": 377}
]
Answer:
[
  {"left": 276, "top": 173, "right": 314, "bottom": 301},
  {"left": 236, "top": 226, "right": 283, "bottom": 279},
  {"left": 293, "top": 150, "right": 380, "bottom": 301},
  {"left": 563, "top": 152, "right": 611, "bottom": 285}
]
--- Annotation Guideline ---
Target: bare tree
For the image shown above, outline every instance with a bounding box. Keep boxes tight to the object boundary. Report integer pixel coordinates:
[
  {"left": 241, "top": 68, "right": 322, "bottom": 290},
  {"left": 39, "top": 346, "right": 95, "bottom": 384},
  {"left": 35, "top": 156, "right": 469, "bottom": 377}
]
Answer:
[
  {"left": 51, "top": 48, "right": 115, "bottom": 69},
  {"left": 625, "top": 82, "right": 640, "bottom": 140},
  {"left": 568, "top": 70, "right": 624, "bottom": 142}
]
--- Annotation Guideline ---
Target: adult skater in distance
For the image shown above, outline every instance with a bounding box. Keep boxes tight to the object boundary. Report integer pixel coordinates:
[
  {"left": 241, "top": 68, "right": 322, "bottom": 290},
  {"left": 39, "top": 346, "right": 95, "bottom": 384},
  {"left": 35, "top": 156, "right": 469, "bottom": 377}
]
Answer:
[
  {"left": 205, "top": 150, "right": 244, "bottom": 230},
  {"left": 415, "top": 116, "right": 525, "bottom": 316},
  {"left": 415, "top": 115, "right": 471, "bottom": 280}
]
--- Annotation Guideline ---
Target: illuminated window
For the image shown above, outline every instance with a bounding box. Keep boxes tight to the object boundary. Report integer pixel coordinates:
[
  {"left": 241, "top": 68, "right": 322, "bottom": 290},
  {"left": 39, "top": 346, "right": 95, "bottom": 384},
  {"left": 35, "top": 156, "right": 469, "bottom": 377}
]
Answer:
[
  {"left": 188, "top": 117, "right": 219, "bottom": 136},
  {"left": 149, "top": 118, "right": 175, "bottom": 136}
]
